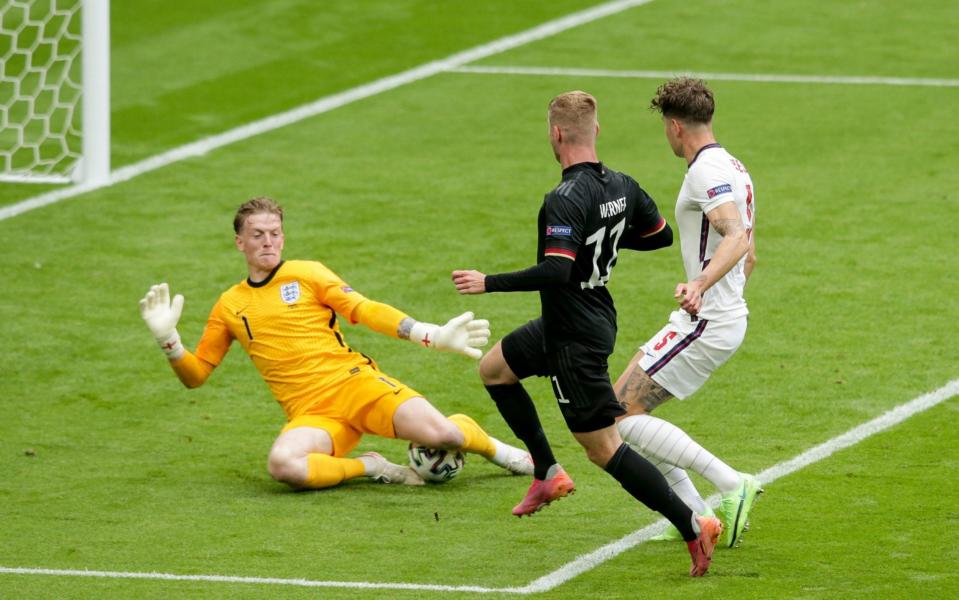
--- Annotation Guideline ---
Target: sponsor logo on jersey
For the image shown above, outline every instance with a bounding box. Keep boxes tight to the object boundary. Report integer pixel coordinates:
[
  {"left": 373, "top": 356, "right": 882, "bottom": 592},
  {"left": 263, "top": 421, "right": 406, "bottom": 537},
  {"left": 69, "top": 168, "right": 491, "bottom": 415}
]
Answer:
[
  {"left": 546, "top": 225, "right": 573, "bottom": 237},
  {"left": 706, "top": 183, "right": 733, "bottom": 198},
  {"left": 280, "top": 281, "right": 300, "bottom": 304},
  {"left": 341, "top": 286, "right": 354, "bottom": 293}
]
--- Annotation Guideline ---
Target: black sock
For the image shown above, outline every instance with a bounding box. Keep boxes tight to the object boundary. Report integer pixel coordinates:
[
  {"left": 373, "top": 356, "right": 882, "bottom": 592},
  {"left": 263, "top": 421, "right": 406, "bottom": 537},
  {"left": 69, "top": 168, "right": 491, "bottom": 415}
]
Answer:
[
  {"left": 485, "top": 383, "right": 557, "bottom": 480},
  {"left": 605, "top": 443, "right": 697, "bottom": 541}
]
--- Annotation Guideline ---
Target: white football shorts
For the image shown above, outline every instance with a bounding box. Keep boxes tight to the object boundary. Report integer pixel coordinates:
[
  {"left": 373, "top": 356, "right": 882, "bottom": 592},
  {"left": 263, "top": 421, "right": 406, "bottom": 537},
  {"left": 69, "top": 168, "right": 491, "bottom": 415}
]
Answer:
[{"left": 636, "top": 310, "right": 747, "bottom": 400}]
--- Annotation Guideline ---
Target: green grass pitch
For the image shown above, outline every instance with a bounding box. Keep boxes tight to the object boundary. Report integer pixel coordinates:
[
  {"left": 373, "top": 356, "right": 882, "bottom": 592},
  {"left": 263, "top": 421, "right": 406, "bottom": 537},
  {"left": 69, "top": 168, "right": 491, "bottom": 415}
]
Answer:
[{"left": 1, "top": 1, "right": 958, "bottom": 598}]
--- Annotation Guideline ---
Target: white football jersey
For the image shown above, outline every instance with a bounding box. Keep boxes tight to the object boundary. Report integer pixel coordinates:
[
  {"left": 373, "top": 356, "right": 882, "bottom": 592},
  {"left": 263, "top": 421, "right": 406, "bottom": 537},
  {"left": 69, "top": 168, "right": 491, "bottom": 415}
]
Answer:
[{"left": 675, "top": 144, "right": 755, "bottom": 322}]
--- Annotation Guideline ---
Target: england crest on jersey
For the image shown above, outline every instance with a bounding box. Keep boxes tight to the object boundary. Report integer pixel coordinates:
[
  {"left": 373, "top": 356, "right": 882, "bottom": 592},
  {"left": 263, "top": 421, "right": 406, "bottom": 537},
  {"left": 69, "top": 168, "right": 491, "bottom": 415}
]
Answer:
[{"left": 280, "top": 281, "right": 300, "bottom": 304}]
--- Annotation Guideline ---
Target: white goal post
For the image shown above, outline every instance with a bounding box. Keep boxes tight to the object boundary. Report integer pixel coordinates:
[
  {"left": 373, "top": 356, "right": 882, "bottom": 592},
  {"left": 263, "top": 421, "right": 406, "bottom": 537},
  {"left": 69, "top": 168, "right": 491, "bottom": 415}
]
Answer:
[{"left": 0, "top": 0, "right": 109, "bottom": 185}]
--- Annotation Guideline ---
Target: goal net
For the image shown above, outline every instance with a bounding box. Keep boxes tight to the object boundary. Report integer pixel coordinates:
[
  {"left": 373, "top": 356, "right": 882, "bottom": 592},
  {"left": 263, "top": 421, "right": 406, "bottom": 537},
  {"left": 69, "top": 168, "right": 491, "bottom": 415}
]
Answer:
[{"left": 0, "top": 0, "right": 109, "bottom": 184}]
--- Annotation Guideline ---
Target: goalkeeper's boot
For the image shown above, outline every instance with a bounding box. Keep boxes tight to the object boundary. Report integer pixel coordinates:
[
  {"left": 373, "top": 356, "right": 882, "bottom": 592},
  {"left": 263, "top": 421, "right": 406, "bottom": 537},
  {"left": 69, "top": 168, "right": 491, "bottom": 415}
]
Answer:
[
  {"left": 511, "top": 464, "right": 575, "bottom": 517},
  {"left": 687, "top": 515, "right": 722, "bottom": 577},
  {"left": 719, "top": 473, "right": 764, "bottom": 547},
  {"left": 488, "top": 437, "right": 535, "bottom": 476},
  {"left": 652, "top": 504, "right": 715, "bottom": 542},
  {"left": 360, "top": 452, "right": 425, "bottom": 486}
]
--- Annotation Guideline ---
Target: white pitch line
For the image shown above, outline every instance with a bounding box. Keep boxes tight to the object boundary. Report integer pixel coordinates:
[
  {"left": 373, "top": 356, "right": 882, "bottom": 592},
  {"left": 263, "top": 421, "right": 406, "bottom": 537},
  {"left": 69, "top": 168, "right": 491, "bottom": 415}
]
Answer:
[
  {"left": 450, "top": 65, "right": 959, "bottom": 88},
  {"left": 0, "top": 567, "right": 506, "bottom": 594},
  {"left": 0, "top": 0, "right": 656, "bottom": 222},
  {"left": 3, "top": 378, "right": 956, "bottom": 594}
]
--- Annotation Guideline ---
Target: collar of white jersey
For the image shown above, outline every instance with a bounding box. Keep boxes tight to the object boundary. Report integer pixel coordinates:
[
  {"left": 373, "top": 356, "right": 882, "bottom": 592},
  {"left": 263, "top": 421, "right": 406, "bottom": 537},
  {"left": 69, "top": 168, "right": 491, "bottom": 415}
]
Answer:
[{"left": 688, "top": 143, "right": 723, "bottom": 168}]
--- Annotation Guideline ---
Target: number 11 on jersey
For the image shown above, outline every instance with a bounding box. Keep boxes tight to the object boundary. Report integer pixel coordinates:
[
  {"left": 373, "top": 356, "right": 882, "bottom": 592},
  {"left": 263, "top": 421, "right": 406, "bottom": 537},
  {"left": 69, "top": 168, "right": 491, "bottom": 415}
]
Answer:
[{"left": 581, "top": 218, "right": 626, "bottom": 289}]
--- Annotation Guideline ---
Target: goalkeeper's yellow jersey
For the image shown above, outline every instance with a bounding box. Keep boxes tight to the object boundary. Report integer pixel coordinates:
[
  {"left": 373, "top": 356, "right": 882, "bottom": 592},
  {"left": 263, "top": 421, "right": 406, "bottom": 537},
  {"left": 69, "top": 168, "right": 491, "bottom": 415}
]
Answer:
[{"left": 186, "top": 260, "right": 401, "bottom": 419}]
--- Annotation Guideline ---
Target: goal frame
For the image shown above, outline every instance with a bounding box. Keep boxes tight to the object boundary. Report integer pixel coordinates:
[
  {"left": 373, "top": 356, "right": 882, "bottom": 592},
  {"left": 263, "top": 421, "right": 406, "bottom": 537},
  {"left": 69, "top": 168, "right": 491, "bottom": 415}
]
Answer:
[
  {"left": 81, "top": 0, "right": 109, "bottom": 185},
  {"left": 0, "top": 0, "right": 109, "bottom": 185}
]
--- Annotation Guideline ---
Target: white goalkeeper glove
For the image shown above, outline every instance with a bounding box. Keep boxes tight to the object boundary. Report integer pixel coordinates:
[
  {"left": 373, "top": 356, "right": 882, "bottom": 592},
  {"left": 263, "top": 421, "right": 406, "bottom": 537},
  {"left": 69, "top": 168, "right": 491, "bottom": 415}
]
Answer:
[
  {"left": 409, "top": 311, "right": 490, "bottom": 360},
  {"left": 139, "top": 283, "right": 185, "bottom": 360}
]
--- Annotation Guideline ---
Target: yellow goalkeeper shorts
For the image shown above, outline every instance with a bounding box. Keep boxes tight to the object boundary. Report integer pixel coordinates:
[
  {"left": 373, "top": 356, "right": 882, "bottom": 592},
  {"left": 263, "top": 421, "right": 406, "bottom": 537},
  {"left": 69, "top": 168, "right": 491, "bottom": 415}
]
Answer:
[{"left": 281, "top": 366, "right": 421, "bottom": 457}]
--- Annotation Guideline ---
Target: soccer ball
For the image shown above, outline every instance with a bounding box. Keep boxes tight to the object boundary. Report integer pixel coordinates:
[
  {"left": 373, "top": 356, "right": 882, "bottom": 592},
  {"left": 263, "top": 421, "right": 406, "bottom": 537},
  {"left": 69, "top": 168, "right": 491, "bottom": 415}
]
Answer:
[{"left": 407, "top": 443, "right": 465, "bottom": 483}]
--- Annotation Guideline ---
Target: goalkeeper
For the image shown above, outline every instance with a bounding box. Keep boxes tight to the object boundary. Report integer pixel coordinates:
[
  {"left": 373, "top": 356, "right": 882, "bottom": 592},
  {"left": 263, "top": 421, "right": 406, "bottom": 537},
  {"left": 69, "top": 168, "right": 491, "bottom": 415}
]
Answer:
[{"left": 139, "top": 197, "right": 532, "bottom": 489}]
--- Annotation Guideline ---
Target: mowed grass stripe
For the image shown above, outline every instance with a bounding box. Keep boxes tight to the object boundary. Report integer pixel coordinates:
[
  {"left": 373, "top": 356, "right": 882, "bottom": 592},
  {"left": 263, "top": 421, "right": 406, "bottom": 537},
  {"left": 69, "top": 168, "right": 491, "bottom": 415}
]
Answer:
[
  {"left": 0, "top": 0, "right": 657, "bottom": 223},
  {"left": 450, "top": 65, "right": 959, "bottom": 87}
]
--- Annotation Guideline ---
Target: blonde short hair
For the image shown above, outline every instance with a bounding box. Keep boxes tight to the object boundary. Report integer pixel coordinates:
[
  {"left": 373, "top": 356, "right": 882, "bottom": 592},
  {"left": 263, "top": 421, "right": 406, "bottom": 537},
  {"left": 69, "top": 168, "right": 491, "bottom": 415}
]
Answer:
[
  {"left": 233, "top": 196, "right": 283, "bottom": 233},
  {"left": 548, "top": 91, "right": 598, "bottom": 145}
]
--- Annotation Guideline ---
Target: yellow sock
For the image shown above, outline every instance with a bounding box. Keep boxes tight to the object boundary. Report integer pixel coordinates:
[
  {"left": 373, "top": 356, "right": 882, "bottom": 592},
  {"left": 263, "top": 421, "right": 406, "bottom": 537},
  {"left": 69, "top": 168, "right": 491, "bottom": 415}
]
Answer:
[
  {"left": 305, "top": 453, "right": 366, "bottom": 489},
  {"left": 448, "top": 413, "right": 496, "bottom": 459}
]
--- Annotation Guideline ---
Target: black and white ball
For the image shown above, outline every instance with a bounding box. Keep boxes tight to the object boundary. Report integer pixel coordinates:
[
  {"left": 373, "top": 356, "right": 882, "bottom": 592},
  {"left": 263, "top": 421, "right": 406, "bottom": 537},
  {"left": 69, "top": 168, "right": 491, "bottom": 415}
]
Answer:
[{"left": 407, "top": 443, "right": 465, "bottom": 483}]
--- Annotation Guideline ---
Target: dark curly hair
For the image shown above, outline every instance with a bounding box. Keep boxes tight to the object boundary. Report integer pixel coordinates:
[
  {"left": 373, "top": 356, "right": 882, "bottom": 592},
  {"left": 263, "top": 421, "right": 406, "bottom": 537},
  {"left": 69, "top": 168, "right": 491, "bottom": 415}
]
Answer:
[{"left": 650, "top": 78, "right": 714, "bottom": 124}]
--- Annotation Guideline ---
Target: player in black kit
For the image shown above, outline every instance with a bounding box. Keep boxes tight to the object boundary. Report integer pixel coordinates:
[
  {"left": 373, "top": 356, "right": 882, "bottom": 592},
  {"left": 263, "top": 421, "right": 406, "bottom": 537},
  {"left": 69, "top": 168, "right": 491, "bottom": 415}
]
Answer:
[{"left": 452, "top": 91, "right": 722, "bottom": 577}]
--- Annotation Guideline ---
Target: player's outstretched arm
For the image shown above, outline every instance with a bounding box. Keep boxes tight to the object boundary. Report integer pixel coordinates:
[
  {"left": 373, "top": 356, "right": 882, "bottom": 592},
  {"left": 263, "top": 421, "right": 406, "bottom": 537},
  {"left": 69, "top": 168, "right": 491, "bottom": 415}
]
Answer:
[
  {"left": 348, "top": 298, "right": 489, "bottom": 359},
  {"left": 451, "top": 270, "right": 487, "bottom": 294},
  {"left": 139, "top": 283, "right": 218, "bottom": 388},
  {"left": 402, "top": 312, "right": 491, "bottom": 360},
  {"left": 139, "top": 283, "right": 185, "bottom": 360},
  {"left": 452, "top": 257, "right": 572, "bottom": 294}
]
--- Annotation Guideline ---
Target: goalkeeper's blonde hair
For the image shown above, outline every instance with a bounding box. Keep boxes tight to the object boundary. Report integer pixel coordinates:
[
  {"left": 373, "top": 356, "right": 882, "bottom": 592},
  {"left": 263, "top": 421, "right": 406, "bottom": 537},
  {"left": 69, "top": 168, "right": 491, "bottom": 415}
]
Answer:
[{"left": 234, "top": 197, "right": 283, "bottom": 233}]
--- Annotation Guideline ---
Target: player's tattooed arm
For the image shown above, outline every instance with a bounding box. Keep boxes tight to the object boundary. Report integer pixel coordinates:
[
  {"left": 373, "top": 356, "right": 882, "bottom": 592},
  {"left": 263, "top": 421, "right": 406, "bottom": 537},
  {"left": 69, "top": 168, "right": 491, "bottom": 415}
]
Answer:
[
  {"left": 397, "top": 317, "right": 415, "bottom": 340},
  {"left": 675, "top": 202, "right": 749, "bottom": 314},
  {"left": 711, "top": 215, "right": 746, "bottom": 238},
  {"left": 697, "top": 201, "right": 750, "bottom": 285}
]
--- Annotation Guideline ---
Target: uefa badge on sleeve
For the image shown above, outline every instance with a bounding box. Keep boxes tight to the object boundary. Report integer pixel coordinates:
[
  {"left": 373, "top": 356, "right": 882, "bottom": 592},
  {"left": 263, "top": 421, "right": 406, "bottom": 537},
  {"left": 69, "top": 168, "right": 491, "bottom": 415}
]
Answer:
[{"left": 280, "top": 281, "right": 300, "bottom": 304}]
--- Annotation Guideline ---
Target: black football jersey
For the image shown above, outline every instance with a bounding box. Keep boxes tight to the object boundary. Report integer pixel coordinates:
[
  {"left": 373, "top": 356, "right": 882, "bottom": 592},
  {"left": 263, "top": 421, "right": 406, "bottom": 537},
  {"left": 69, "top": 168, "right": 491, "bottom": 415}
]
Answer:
[{"left": 537, "top": 162, "right": 664, "bottom": 352}]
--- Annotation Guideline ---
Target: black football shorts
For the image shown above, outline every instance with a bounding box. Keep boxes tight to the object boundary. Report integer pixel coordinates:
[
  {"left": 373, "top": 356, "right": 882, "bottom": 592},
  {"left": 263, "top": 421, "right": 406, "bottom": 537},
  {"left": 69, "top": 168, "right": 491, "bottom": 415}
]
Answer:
[{"left": 501, "top": 318, "right": 624, "bottom": 433}]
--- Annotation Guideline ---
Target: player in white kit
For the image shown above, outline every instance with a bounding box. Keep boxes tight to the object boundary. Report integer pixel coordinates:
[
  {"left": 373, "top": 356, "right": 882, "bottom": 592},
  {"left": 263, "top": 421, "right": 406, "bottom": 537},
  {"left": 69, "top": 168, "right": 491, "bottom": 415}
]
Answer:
[{"left": 614, "top": 78, "right": 763, "bottom": 548}]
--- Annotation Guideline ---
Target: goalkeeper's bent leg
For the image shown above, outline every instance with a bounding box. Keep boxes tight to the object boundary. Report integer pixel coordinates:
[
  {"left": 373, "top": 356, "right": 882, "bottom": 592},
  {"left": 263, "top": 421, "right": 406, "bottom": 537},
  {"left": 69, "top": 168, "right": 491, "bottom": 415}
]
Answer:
[
  {"left": 303, "top": 454, "right": 366, "bottom": 489},
  {"left": 447, "top": 413, "right": 496, "bottom": 459}
]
